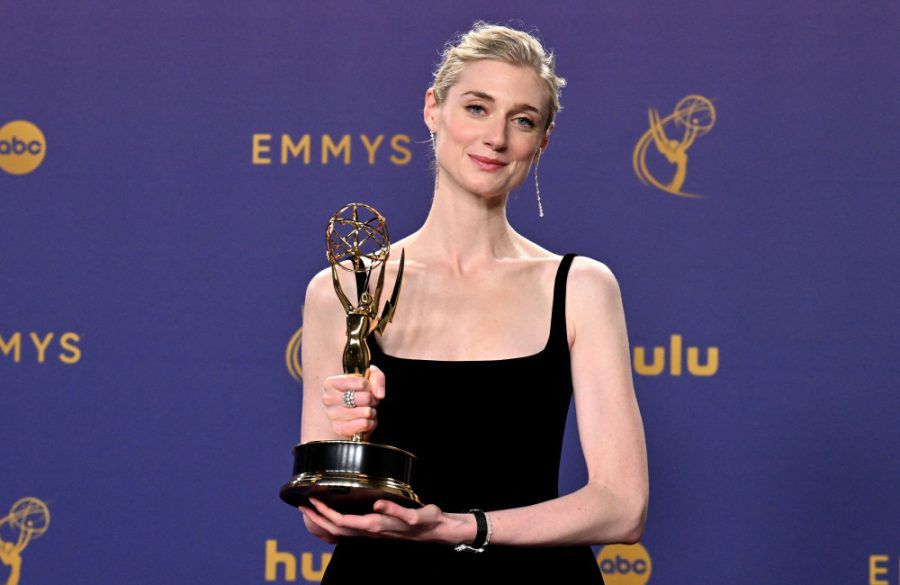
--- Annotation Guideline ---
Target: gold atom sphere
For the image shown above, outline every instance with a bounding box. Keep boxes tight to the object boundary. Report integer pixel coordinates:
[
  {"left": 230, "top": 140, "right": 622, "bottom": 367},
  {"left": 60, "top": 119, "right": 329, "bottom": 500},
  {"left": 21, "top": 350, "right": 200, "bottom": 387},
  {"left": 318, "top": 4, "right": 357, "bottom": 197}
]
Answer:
[
  {"left": 673, "top": 95, "right": 716, "bottom": 134},
  {"left": 8, "top": 497, "right": 50, "bottom": 536},
  {"left": 326, "top": 203, "right": 391, "bottom": 272}
]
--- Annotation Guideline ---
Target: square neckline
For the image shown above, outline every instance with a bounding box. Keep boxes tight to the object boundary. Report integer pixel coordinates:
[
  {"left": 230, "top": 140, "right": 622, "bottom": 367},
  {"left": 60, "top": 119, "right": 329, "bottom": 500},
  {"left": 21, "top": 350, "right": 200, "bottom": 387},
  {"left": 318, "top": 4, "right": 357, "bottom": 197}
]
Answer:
[{"left": 369, "top": 254, "right": 573, "bottom": 365}]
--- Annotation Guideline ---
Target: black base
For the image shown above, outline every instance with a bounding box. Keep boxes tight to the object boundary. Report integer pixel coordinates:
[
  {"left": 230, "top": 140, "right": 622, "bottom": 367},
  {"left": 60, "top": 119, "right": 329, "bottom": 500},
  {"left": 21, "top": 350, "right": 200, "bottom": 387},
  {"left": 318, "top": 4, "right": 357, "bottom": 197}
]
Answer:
[{"left": 280, "top": 440, "right": 421, "bottom": 515}]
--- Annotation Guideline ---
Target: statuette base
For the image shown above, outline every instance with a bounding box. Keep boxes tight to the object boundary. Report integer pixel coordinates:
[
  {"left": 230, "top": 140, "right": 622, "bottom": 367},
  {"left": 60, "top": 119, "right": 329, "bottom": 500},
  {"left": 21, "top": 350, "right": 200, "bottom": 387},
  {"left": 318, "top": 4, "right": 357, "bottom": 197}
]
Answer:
[{"left": 280, "top": 440, "right": 421, "bottom": 515}]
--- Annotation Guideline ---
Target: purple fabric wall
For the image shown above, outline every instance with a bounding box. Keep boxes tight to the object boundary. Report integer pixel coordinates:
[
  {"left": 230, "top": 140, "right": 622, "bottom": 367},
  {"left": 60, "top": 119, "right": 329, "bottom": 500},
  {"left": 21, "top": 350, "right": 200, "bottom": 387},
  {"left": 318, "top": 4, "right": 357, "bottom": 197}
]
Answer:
[{"left": 2, "top": 2, "right": 897, "bottom": 583}]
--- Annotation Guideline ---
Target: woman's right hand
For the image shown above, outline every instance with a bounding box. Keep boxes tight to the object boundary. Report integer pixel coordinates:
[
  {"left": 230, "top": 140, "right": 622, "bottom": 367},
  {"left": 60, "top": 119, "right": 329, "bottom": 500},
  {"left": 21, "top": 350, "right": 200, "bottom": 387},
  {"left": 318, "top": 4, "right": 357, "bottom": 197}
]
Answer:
[{"left": 321, "top": 364, "right": 386, "bottom": 438}]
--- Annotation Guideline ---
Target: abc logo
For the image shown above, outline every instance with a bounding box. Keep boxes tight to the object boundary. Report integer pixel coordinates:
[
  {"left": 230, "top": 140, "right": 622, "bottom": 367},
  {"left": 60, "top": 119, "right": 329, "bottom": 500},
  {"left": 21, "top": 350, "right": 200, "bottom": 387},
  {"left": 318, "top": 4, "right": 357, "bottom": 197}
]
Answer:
[
  {"left": 0, "top": 120, "right": 46, "bottom": 175},
  {"left": 597, "top": 543, "right": 652, "bottom": 585}
]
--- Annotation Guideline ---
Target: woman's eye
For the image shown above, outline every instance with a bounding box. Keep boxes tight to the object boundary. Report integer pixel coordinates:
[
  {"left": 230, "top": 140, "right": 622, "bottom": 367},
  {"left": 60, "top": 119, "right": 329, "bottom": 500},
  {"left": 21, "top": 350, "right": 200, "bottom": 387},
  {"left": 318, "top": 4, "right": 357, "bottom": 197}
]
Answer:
[
  {"left": 465, "top": 105, "right": 534, "bottom": 129},
  {"left": 515, "top": 117, "right": 536, "bottom": 129}
]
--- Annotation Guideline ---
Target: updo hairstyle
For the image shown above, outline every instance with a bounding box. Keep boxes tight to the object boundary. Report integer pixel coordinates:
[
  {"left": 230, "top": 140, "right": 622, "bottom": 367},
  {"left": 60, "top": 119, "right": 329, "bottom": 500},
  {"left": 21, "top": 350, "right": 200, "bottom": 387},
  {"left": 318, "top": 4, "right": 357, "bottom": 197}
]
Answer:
[{"left": 431, "top": 22, "right": 566, "bottom": 131}]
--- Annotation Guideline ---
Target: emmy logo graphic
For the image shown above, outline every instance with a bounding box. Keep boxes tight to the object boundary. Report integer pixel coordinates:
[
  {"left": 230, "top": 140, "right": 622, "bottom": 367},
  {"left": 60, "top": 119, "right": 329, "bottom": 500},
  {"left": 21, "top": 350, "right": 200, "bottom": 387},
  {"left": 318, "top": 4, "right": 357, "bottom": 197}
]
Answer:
[
  {"left": 632, "top": 95, "right": 716, "bottom": 199},
  {"left": 0, "top": 497, "right": 50, "bottom": 585},
  {"left": 286, "top": 318, "right": 303, "bottom": 382}
]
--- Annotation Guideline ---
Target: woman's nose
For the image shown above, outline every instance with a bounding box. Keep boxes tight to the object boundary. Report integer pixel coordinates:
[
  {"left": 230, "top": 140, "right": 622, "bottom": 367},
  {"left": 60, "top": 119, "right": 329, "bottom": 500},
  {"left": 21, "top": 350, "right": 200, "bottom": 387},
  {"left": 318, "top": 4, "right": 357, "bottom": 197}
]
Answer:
[{"left": 482, "top": 117, "right": 508, "bottom": 151}]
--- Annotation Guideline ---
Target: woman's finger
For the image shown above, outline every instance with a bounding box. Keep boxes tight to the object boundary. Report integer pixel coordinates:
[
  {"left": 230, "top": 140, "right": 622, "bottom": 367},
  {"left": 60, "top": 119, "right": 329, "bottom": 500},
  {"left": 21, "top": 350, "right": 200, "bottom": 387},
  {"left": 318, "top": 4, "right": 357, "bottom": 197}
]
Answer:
[
  {"left": 322, "top": 388, "right": 378, "bottom": 408},
  {"left": 373, "top": 500, "right": 419, "bottom": 525},
  {"left": 308, "top": 497, "right": 358, "bottom": 528},
  {"left": 324, "top": 404, "right": 377, "bottom": 422},
  {"left": 375, "top": 500, "right": 442, "bottom": 528},
  {"left": 308, "top": 497, "right": 401, "bottom": 534},
  {"left": 368, "top": 365, "right": 386, "bottom": 400},
  {"left": 301, "top": 504, "right": 357, "bottom": 539},
  {"left": 299, "top": 507, "right": 338, "bottom": 544},
  {"left": 324, "top": 374, "right": 371, "bottom": 393},
  {"left": 333, "top": 417, "right": 376, "bottom": 437},
  {"left": 299, "top": 506, "right": 336, "bottom": 540}
]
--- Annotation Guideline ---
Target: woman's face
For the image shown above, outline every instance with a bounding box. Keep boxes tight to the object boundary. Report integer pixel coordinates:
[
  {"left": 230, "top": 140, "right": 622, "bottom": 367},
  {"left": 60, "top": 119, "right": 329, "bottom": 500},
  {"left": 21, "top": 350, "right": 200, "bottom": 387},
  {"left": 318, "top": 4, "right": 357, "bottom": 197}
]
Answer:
[{"left": 425, "top": 59, "right": 552, "bottom": 200}]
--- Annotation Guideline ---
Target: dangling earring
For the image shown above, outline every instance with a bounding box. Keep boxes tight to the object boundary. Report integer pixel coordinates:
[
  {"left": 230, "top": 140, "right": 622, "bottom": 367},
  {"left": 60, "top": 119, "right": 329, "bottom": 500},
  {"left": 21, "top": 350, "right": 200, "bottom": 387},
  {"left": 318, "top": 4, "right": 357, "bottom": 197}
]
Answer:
[
  {"left": 534, "top": 147, "right": 544, "bottom": 218},
  {"left": 430, "top": 130, "right": 439, "bottom": 190}
]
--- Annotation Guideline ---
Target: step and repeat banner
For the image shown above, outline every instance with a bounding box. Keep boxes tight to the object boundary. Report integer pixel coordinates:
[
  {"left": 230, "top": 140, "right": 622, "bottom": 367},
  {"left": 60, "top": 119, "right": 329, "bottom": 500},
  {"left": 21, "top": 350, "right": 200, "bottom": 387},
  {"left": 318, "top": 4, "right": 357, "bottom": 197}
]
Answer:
[{"left": 2, "top": 2, "right": 897, "bottom": 584}]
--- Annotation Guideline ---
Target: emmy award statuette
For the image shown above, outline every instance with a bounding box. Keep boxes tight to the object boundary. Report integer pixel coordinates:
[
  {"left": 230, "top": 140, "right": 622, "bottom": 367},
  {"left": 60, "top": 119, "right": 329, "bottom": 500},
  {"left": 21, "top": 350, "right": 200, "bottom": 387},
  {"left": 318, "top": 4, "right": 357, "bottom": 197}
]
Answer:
[{"left": 280, "top": 203, "right": 422, "bottom": 514}]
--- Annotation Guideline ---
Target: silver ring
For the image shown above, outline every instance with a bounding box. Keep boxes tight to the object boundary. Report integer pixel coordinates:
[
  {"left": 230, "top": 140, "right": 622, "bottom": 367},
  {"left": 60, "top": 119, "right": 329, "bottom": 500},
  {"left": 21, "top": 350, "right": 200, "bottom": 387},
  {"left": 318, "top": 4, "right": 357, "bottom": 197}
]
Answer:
[{"left": 342, "top": 389, "right": 356, "bottom": 409}]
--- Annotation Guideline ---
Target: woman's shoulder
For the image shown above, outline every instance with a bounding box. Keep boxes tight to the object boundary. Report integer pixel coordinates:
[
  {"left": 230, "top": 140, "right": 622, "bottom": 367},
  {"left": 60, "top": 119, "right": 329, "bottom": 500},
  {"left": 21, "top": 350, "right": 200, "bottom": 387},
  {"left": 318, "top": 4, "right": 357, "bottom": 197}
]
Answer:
[
  {"left": 524, "top": 245, "right": 619, "bottom": 289},
  {"left": 304, "top": 261, "right": 361, "bottom": 316},
  {"left": 568, "top": 254, "right": 621, "bottom": 294},
  {"left": 568, "top": 254, "right": 618, "bottom": 282},
  {"left": 566, "top": 255, "right": 624, "bottom": 324}
]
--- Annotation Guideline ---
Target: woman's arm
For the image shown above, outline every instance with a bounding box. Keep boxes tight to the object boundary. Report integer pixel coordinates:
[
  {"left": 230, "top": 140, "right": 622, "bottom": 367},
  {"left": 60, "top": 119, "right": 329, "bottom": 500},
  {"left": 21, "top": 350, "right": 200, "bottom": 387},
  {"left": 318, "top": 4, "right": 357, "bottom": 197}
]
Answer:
[
  {"left": 488, "top": 256, "right": 649, "bottom": 545},
  {"left": 297, "top": 266, "right": 385, "bottom": 541},
  {"left": 303, "top": 256, "right": 649, "bottom": 547},
  {"left": 296, "top": 268, "right": 344, "bottom": 540},
  {"left": 298, "top": 268, "right": 349, "bottom": 445}
]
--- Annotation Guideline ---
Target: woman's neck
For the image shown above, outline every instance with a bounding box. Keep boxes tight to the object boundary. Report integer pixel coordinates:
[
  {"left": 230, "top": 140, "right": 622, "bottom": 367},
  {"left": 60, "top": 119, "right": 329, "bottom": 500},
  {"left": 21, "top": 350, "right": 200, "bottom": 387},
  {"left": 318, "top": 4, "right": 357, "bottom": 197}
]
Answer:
[{"left": 406, "top": 179, "right": 523, "bottom": 274}]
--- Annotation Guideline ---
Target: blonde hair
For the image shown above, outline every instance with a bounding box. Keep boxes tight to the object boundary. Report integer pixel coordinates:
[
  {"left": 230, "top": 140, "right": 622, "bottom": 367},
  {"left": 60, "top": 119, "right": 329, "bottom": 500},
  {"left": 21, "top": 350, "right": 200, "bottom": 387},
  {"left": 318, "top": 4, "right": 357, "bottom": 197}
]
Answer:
[{"left": 432, "top": 22, "right": 566, "bottom": 131}]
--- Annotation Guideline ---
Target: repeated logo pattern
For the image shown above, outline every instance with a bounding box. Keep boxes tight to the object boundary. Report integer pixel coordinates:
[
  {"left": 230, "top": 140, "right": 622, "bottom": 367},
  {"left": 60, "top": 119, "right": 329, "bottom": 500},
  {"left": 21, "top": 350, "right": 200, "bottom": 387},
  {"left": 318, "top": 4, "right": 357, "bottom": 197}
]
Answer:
[
  {"left": 633, "top": 95, "right": 716, "bottom": 198},
  {"left": 0, "top": 121, "right": 46, "bottom": 175},
  {"left": 0, "top": 497, "right": 50, "bottom": 585}
]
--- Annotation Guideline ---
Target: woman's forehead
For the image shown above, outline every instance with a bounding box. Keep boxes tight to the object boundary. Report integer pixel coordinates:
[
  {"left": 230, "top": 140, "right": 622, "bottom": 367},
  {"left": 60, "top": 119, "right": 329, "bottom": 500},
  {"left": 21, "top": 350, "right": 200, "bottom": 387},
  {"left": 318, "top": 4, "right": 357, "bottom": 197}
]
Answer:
[{"left": 450, "top": 60, "right": 549, "bottom": 107}]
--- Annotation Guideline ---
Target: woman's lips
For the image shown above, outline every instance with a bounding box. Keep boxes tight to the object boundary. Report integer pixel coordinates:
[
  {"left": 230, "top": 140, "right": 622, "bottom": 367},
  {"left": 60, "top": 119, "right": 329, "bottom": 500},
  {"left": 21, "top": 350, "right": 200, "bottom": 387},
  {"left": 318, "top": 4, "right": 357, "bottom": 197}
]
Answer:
[{"left": 468, "top": 154, "right": 508, "bottom": 172}]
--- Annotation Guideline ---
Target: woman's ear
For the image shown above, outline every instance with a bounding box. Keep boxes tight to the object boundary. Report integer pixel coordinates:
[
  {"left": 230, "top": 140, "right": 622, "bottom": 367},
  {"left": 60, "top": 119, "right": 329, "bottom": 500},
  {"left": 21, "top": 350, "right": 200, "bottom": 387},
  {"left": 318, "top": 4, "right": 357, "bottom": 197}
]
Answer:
[
  {"left": 423, "top": 87, "right": 438, "bottom": 132},
  {"left": 538, "top": 122, "right": 554, "bottom": 155}
]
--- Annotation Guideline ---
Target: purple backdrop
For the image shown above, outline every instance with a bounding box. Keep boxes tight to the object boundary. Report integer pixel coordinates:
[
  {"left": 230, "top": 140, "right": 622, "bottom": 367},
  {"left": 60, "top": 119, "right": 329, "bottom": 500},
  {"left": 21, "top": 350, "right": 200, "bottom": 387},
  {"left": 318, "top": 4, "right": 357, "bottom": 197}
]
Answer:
[{"left": 2, "top": 1, "right": 898, "bottom": 583}]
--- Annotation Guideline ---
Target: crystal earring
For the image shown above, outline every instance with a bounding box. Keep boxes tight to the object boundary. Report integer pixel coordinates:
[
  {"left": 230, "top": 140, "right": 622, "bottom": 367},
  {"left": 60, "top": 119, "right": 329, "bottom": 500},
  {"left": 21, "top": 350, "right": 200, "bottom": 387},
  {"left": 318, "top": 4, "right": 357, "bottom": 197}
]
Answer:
[
  {"left": 534, "top": 147, "right": 544, "bottom": 218},
  {"left": 430, "top": 130, "right": 439, "bottom": 190}
]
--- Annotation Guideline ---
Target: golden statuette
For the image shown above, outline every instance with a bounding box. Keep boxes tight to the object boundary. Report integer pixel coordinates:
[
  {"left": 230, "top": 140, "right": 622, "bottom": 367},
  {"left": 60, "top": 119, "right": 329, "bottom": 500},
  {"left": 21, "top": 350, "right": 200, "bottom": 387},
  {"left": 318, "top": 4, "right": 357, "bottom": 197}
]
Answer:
[{"left": 280, "top": 203, "right": 421, "bottom": 514}]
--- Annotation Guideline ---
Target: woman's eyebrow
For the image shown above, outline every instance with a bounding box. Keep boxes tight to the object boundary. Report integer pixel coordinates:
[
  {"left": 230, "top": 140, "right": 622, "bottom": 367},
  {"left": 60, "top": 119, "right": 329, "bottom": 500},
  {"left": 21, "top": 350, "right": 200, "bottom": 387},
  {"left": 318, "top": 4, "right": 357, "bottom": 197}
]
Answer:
[{"left": 460, "top": 90, "right": 543, "bottom": 117}]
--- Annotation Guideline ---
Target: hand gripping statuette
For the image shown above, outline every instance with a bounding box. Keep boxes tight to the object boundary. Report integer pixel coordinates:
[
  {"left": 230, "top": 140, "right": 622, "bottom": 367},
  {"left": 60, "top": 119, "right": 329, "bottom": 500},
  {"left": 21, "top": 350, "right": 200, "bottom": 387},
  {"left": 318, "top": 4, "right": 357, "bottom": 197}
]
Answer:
[{"left": 280, "top": 203, "right": 421, "bottom": 514}]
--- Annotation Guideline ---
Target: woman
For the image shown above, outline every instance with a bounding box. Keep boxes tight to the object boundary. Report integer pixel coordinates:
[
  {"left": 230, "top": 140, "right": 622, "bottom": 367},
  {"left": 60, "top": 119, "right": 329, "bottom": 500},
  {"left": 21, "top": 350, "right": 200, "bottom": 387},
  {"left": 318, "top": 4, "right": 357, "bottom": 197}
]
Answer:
[{"left": 297, "top": 22, "right": 648, "bottom": 583}]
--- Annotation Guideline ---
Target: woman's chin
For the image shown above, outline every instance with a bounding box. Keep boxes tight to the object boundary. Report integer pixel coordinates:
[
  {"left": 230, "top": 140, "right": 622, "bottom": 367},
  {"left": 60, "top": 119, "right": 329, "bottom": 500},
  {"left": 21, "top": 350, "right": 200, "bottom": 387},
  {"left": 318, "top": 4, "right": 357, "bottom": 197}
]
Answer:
[
  {"left": 469, "top": 189, "right": 508, "bottom": 204},
  {"left": 461, "top": 179, "right": 515, "bottom": 201}
]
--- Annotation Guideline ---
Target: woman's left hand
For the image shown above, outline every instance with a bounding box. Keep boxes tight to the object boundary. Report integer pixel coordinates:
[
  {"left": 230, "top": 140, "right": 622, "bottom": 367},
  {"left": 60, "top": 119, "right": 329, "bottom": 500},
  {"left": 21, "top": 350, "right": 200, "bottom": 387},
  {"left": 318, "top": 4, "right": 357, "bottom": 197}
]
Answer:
[{"left": 299, "top": 498, "right": 474, "bottom": 545}]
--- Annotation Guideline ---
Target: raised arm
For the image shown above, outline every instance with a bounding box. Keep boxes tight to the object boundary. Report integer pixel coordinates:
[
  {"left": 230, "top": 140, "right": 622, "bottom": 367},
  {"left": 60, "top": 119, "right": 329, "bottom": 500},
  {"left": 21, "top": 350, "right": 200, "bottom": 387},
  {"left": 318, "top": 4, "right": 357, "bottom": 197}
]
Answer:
[
  {"left": 298, "top": 267, "right": 350, "bottom": 444},
  {"left": 297, "top": 266, "right": 388, "bottom": 542}
]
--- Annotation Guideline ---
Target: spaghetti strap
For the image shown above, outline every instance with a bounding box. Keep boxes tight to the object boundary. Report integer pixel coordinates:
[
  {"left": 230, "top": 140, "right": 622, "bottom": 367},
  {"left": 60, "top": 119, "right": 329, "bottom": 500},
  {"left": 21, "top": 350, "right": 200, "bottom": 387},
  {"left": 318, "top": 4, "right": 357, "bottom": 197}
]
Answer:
[
  {"left": 353, "top": 270, "right": 368, "bottom": 304},
  {"left": 548, "top": 253, "right": 578, "bottom": 351}
]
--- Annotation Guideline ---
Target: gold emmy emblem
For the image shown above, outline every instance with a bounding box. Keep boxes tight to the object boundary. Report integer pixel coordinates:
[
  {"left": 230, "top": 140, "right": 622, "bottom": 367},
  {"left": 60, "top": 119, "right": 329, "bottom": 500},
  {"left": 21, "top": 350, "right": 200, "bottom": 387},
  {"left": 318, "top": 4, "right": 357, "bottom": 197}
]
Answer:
[
  {"left": 285, "top": 320, "right": 303, "bottom": 383},
  {"left": 632, "top": 94, "right": 717, "bottom": 198},
  {"left": 0, "top": 497, "right": 50, "bottom": 585},
  {"left": 280, "top": 203, "right": 421, "bottom": 514}
]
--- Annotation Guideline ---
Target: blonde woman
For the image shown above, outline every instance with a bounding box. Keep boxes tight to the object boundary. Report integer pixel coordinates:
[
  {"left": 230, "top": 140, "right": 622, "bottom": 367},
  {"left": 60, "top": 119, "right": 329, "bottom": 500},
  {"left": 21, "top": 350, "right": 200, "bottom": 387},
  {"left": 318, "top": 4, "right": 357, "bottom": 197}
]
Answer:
[{"left": 298, "top": 22, "right": 648, "bottom": 583}]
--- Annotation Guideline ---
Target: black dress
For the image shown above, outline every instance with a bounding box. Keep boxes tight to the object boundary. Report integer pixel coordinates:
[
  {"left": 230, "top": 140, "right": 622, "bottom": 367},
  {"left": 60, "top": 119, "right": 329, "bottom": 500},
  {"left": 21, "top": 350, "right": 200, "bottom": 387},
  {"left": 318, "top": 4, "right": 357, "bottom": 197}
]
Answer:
[{"left": 322, "top": 253, "right": 604, "bottom": 584}]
